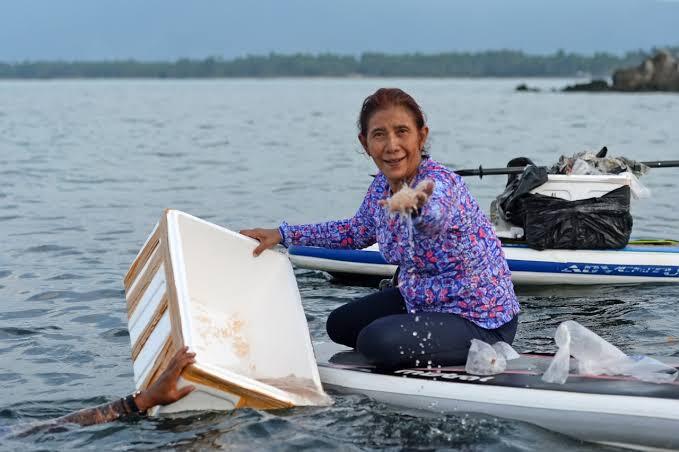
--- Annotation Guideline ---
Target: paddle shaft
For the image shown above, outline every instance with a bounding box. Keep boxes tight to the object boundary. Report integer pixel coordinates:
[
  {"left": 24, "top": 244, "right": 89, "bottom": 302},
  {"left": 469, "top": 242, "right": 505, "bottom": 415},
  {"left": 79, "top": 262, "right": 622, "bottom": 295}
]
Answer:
[{"left": 454, "top": 160, "right": 679, "bottom": 178}]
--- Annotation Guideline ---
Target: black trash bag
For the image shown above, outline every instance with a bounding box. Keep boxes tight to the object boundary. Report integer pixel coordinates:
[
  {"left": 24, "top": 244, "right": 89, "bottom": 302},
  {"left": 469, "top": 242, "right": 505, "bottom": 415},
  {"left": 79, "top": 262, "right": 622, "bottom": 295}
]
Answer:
[
  {"left": 495, "top": 163, "right": 549, "bottom": 227},
  {"left": 520, "top": 186, "right": 633, "bottom": 250}
]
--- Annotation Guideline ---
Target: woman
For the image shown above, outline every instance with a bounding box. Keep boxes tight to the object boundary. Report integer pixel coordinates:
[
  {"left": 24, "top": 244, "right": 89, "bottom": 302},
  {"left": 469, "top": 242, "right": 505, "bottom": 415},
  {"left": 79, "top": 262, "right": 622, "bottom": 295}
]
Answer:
[{"left": 241, "top": 88, "right": 519, "bottom": 369}]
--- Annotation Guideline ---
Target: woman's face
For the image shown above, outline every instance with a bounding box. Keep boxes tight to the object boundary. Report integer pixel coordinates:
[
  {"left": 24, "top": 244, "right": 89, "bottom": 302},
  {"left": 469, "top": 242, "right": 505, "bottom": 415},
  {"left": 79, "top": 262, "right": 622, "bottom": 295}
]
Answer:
[{"left": 359, "top": 105, "right": 429, "bottom": 189}]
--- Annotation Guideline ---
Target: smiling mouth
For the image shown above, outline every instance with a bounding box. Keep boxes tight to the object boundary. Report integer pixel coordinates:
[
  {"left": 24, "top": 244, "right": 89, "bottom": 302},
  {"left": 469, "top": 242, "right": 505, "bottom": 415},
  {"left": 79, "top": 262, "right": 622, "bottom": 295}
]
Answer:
[{"left": 383, "top": 156, "right": 406, "bottom": 165}]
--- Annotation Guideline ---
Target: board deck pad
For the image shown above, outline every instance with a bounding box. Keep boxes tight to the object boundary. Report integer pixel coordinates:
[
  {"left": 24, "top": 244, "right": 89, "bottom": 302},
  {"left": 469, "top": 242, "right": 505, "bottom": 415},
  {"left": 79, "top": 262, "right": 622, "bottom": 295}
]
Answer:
[{"left": 317, "top": 343, "right": 679, "bottom": 400}]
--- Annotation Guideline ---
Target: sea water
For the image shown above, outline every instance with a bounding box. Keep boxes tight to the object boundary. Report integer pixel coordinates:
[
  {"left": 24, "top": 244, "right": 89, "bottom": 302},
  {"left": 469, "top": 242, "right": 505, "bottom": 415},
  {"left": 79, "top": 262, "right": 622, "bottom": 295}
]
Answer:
[{"left": 1, "top": 78, "right": 678, "bottom": 451}]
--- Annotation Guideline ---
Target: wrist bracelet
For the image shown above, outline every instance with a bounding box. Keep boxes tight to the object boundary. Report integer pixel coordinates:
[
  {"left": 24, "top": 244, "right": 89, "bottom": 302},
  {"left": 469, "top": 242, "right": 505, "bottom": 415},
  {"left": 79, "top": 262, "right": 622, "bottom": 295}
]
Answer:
[{"left": 125, "top": 391, "right": 144, "bottom": 414}]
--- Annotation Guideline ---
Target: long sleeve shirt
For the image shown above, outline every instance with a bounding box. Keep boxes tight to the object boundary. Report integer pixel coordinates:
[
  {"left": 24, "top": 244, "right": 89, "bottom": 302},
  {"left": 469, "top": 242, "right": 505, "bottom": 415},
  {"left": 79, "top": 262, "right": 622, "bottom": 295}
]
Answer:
[{"left": 279, "top": 158, "right": 519, "bottom": 329}]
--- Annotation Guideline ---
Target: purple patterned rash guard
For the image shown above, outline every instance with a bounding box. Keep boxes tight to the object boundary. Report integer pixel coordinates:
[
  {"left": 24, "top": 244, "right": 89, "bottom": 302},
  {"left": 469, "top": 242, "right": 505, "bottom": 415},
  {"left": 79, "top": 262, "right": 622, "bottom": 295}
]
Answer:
[{"left": 279, "top": 158, "right": 520, "bottom": 329}]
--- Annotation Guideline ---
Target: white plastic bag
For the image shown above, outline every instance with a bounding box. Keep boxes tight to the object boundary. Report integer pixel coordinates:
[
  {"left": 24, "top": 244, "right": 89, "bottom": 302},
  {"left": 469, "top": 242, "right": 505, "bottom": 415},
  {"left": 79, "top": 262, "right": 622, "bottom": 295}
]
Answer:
[
  {"left": 570, "top": 158, "right": 602, "bottom": 175},
  {"left": 617, "top": 355, "right": 678, "bottom": 384},
  {"left": 621, "top": 171, "right": 651, "bottom": 199},
  {"left": 541, "top": 321, "right": 678, "bottom": 384},
  {"left": 541, "top": 323, "right": 572, "bottom": 384},
  {"left": 465, "top": 339, "right": 519, "bottom": 376},
  {"left": 492, "top": 341, "right": 520, "bottom": 360}
]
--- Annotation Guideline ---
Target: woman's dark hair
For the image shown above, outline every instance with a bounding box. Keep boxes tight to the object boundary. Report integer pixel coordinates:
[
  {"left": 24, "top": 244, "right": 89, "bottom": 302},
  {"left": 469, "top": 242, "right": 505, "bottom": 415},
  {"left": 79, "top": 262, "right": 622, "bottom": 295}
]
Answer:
[{"left": 358, "top": 88, "right": 426, "bottom": 137}]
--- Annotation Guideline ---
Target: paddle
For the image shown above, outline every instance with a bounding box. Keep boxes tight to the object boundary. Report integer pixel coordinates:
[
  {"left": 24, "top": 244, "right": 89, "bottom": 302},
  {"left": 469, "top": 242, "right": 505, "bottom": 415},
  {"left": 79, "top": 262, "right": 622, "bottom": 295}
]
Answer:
[{"left": 451, "top": 160, "right": 679, "bottom": 178}]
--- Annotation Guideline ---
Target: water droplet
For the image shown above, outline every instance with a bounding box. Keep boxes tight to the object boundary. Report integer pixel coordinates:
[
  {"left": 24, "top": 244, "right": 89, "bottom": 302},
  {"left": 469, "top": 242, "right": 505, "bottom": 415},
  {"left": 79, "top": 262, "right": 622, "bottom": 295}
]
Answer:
[{"left": 412, "top": 331, "right": 418, "bottom": 336}]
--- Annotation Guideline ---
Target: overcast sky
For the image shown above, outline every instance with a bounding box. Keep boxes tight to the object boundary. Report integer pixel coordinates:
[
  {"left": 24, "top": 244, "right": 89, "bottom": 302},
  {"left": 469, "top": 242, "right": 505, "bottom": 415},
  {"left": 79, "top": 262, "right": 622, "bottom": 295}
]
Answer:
[{"left": 1, "top": 0, "right": 677, "bottom": 61}]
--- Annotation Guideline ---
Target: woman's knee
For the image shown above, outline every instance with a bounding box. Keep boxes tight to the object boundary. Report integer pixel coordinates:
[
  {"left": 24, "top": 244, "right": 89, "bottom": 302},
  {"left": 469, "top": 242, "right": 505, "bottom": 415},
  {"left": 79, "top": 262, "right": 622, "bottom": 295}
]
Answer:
[
  {"left": 356, "top": 317, "right": 411, "bottom": 368},
  {"left": 326, "top": 305, "right": 353, "bottom": 346},
  {"left": 326, "top": 289, "right": 407, "bottom": 348}
]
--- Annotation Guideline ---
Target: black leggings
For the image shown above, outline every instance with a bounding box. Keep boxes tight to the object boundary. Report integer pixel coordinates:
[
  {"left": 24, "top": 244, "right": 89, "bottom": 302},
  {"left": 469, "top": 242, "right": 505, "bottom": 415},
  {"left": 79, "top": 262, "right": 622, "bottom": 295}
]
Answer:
[{"left": 326, "top": 288, "right": 518, "bottom": 369}]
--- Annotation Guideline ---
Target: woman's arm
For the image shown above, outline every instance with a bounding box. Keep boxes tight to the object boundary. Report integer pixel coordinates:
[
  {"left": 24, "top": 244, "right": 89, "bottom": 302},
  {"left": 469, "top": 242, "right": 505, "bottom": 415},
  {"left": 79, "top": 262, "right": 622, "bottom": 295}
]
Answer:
[
  {"left": 243, "top": 179, "right": 381, "bottom": 252},
  {"left": 278, "top": 179, "right": 380, "bottom": 250}
]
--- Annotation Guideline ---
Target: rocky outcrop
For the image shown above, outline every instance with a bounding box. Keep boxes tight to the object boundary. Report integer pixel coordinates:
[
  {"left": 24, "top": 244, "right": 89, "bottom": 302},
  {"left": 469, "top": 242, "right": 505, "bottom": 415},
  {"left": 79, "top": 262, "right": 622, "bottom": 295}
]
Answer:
[
  {"left": 524, "top": 51, "right": 679, "bottom": 93},
  {"left": 562, "top": 80, "right": 610, "bottom": 92},
  {"left": 515, "top": 83, "right": 541, "bottom": 92},
  {"left": 612, "top": 50, "right": 679, "bottom": 91}
]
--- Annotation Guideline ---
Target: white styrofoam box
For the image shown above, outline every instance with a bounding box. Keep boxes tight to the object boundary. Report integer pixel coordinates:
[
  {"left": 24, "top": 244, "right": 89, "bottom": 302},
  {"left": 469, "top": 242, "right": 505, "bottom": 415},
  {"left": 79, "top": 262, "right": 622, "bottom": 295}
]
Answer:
[{"left": 531, "top": 173, "right": 632, "bottom": 201}]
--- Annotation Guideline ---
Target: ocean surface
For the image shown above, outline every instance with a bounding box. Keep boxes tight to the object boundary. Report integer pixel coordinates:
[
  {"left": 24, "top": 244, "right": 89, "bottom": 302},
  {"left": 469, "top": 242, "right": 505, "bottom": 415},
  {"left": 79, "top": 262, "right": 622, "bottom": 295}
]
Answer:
[{"left": 0, "top": 78, "right": 678, "bottom": 451}]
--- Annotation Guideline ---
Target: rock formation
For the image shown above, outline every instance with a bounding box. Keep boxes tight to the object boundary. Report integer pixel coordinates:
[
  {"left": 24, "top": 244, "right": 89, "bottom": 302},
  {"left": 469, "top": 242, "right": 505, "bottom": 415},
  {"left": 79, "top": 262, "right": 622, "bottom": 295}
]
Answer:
[
  {"left": 612, "top": 50, "right": 679, "bottom": 91},
  {"left": 524, "top": 50, "right": 679, "bottom": 93},
  {"left": 562, "top": 80, "right": 610, "bottom": 92}
]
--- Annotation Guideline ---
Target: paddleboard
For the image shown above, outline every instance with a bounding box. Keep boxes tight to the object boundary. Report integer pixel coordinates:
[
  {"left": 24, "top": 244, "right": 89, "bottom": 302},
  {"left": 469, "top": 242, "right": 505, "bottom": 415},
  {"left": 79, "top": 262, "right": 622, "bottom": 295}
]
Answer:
[
  {"left": 315, "top": 341, "right": 679, "bottom": 450},
  {"left": 289, "top": 241, "right": 679, "bottom": 286}
]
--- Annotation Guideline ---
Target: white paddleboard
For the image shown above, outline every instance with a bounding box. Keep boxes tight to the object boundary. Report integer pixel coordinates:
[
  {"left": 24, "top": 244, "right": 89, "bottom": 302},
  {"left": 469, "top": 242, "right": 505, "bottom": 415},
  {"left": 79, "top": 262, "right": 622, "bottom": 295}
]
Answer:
[{"left": 316, "top": 342, "right": 679, "bottom": 450}]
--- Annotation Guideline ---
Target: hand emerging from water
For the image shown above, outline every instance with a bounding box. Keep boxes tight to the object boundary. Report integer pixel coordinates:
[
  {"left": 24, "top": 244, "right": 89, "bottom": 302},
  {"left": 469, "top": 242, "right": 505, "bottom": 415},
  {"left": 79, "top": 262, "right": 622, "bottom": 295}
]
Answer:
[
  {"left": 134, "top": 346, "right": 196, "bottom": 412},
  {"left": 380, "top": 179, "right": 435, "bottom": 215},
  {"left": 239, "top": 228, "right": 282, "bottom": 256}
]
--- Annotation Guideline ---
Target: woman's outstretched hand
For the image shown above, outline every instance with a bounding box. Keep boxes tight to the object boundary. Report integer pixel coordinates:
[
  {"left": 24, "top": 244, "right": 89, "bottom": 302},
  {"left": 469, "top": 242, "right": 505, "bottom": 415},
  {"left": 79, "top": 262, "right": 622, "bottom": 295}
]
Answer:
[
  {"left": 134, "top": 346, "right": 196, "bottom": 412},
  {"left": 380, "top": 179, "right": 435, "bottom": 215},
  {"left": 239, "top": 228, "right": 282, "bottom": 256}
]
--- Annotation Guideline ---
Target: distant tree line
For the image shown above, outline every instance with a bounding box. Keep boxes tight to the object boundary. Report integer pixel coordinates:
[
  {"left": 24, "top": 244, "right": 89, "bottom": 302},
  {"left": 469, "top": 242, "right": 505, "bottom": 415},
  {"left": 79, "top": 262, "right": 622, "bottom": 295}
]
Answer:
[{"left": 1, "top": 48, "right": 677, "bottom": 79}]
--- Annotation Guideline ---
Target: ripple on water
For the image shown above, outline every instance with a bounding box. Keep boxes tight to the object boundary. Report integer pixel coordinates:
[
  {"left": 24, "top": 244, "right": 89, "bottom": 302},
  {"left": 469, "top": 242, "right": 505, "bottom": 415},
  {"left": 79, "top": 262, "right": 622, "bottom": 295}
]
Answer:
[
  {"left": 152, "top": 151, "right": 186, "bottom": 158},
  {"left": 53, "top": 226, "right": 86, "bottom": 232},
  {"left": 24, "top": 245, "right": 73, "bottom": 254},
  {"left": 26, "top": 289, "right": 123, "bottom": 303},
  {"left": 99, "top": 328, "right": 129, "bottom": 340},
  {"left": 71, "top": 313, "right": 123, "bottom": 329},
  {"left": 35, "top": 372, "right": 91, "bottom": 386},
  {"left": 0, "top": 373, "right": 24, "bottom": 383},
  {"left": 0, "top": 327, "right": 43, "bottom": 339},
  {"left": 64, "top": 177, "right": 126, "bottom": 185},
  {"left": 0, "top": 309, "right": 50, "bottom": 321},
  {"left": 46, "top": 274, "right": 85, "bottom": 281}
]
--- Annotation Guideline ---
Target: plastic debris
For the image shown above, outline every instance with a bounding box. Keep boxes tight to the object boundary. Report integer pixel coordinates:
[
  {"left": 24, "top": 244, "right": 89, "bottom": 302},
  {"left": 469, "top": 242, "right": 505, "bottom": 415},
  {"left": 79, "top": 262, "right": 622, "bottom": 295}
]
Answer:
[
  {"left": 491, "top": 341, "right": 521, "bottom": 361},
  {"left": 624, "top": 172, "right": 651, "bottom": 199},
  {"left": 550, "top": 150, "right": 649, "bottom": 177},
  {"left": 550, "top": 150, "right": 651, "bottom": 199},
  {"left": 465, "top": 339, "right": 520, "bottom": 375},
  {"left": 542, "top": 320, "right": 678, "bottom": 384}
]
